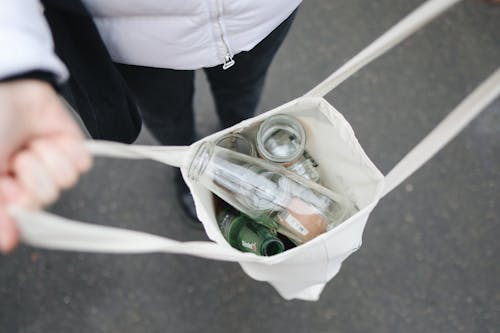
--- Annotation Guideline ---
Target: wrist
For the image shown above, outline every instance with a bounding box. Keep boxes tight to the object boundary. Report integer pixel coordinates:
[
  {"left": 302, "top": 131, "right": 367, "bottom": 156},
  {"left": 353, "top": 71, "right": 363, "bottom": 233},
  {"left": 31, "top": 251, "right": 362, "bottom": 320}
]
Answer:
[{"left": 0, "top": 70, "right": 58, "bottom": 89}]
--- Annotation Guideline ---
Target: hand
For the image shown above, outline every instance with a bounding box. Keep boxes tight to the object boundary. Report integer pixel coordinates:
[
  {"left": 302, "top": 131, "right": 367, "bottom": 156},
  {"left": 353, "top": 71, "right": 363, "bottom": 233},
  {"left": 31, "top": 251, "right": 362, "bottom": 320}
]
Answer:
[{"left": 0, "top": 79, "right": 92, "bottom": 253}]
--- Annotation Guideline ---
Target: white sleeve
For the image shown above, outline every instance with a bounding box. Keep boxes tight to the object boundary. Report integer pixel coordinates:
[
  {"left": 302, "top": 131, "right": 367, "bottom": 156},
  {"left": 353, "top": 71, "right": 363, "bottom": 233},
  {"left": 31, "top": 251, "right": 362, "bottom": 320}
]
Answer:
[{"left": 0, "top": 0, "right": 68, "bottom": 82}]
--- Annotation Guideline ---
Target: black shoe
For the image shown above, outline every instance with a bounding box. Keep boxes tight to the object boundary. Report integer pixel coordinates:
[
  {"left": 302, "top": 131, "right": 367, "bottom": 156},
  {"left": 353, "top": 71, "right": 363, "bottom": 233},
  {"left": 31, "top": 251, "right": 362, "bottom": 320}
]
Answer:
[{"left": 174, "top": 172, "right": 203, "bottom": 228}]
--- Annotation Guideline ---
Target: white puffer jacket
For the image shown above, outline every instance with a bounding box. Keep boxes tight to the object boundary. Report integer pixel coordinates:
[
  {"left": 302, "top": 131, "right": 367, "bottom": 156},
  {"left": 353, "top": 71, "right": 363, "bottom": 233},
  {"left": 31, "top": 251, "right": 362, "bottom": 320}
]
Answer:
[{"left": 0, "top": 0, "right": 301, "bottom": 82}]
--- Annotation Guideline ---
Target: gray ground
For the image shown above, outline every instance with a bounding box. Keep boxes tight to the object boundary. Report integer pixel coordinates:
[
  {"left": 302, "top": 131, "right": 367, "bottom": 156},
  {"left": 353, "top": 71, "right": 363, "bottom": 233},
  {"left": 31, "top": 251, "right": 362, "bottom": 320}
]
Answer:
[{"left": 1, "top": 1, "right": 499, "bottom": 332}]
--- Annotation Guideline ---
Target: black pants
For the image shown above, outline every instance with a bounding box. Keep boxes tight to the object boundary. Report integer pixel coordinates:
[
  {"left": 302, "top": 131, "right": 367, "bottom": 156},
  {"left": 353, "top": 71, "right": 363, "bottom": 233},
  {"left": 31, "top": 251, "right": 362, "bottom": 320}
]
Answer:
[{"left": 116, "top": 11, "right": 296, "bottom": 146}]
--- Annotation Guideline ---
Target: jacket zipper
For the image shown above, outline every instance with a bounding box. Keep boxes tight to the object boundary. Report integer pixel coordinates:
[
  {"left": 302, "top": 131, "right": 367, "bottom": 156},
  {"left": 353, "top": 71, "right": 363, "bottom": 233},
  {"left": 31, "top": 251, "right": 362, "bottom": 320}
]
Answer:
[{"left": 215, "top": 0, "right": 235, "bottom": 70}]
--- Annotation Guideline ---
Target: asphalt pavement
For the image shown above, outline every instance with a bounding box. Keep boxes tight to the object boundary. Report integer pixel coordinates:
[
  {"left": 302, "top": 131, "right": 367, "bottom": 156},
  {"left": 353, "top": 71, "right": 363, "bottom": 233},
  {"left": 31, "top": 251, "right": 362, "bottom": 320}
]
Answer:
[{"left": 1, "top": 1, "right": 499, "bottom": 332}]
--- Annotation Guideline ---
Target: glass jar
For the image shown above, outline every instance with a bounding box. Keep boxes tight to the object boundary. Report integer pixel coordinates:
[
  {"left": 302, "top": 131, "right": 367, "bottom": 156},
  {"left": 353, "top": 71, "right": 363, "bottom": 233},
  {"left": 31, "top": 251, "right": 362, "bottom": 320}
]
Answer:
[
  {"left": 215, "top": 133, "right": 256, "bottom": 156},
  {"left": 188, "top": 142, "right": 356, "bottom": 244},
  {"left": 256, "top": 114, "right": 321, "bottom": 183}
]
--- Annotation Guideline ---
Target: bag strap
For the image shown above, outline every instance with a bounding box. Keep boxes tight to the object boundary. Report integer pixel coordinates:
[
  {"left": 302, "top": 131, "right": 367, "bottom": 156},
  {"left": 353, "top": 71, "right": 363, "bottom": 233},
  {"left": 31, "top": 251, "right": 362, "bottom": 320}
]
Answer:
[
  {"left": 10, "top": 207, "right": 250, "bottom": 262},
  {"left": 382, "top": 67, "right": 500, "bottom": 197},
  {"left": 302, "top": 0, "right": 500, "bottom": 197},
  {"left": 85, "top": 140, "right": 189, "bottom": 168},
  {"left": 9, "top": 142, "right": 256, "bottom": 262},
  {"left": 304, "top": 0, "right": 462, "bottom": 98}
]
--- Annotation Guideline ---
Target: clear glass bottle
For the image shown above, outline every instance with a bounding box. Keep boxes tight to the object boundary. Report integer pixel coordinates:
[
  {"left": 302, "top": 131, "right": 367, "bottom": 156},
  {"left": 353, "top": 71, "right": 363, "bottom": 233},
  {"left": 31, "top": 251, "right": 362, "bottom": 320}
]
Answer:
[
  {"left": 256, "top": 114, "right": 321, "bottom": 183},
  {"left": 188, "top": 142, "right": 356, "bottom": 244}
]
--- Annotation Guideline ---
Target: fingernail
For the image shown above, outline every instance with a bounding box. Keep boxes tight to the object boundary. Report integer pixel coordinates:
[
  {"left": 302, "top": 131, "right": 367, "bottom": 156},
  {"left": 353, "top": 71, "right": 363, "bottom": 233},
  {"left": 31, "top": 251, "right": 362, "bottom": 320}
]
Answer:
[
  {"left": 0, "top": 220, "right": 9, "bottom": 253},
  {"left": 79, "top": 153, "right": 92, "bottom": 171},
  {"left": 0, "top": 216, "right": 19, "bottom": 254}
]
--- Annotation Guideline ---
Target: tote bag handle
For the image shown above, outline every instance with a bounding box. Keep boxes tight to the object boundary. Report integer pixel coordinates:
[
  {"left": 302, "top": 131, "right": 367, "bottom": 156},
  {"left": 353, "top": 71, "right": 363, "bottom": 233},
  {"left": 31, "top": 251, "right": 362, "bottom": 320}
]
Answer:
[
  {"left": 382, "top": 68, "right": 500, "bottom": 197},
  {"left": 8, "top": 144, "right": 258, "bottom": 263},
  {"left": 304, "top": 0, "right": 463, "bottom": 98},
  {"left": 303, "top": 0, "right": 500, "bottom": 197}
]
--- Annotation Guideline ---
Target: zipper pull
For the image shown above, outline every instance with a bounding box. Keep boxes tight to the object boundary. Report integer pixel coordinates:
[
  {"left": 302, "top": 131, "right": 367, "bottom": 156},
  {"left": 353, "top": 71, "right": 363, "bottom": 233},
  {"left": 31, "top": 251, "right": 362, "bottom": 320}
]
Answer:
[{"left": 222, "top": 54, "right": 235, "bottom": 70}]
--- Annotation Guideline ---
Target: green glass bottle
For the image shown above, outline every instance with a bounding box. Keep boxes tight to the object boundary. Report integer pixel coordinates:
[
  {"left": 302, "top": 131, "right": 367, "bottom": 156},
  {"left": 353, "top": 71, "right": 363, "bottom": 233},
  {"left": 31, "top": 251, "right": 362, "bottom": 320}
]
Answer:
[{"left": 217, "top": 209, "right": 284, "bottom": 256}]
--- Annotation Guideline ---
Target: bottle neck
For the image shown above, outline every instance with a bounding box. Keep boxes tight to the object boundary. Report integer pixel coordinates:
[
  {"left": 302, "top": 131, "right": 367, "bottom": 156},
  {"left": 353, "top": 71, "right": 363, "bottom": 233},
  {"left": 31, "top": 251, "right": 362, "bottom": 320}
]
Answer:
[
  {"left": 187, "top": 142, "right": 214, "bottom": 182},
  {"left": 261, "top": 238, "right": 284, "bottom": 256}
]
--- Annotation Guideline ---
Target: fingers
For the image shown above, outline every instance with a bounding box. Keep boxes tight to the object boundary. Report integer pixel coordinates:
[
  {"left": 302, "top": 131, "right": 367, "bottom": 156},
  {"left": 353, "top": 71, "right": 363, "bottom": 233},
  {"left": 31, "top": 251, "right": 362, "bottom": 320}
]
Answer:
[
  {"left": 0, "top": 79, "right": 93, "bottom": 254},
  {"left": 0, "top": 207, "right": 20, "bottom": 253},
  {"left": 6, "top": 138, "right": 93, "bottom": 208},
  {"left": 0, "top": 138, "right": 93, "bottom": 253},
  {"left": 29, "top": 137, "right": 92, "bottom": 191},
  {"left": 54, "top": 137, "right": 93, "bottom": 173},
  {"left": 12, "top": 151, "right": 59, "bottom": 207},
  {"left": 31, "top": 140, "right": 79, "bottom": 190},
  {"left": 0, "top": 176, "right": 28, "bottom": 206}
]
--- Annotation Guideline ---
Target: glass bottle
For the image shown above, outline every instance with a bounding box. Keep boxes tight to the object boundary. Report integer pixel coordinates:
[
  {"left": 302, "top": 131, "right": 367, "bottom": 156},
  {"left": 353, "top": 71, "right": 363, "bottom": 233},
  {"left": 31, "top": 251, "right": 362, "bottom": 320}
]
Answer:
[
  {"left": 188, "top": 142, "right": 356, "bottom": 244},
  {"left": 217, "top": 208, "right": 284, "bottom": 256},
  {"left": 256, "top": 114, "right": 321, "bottom": 183}
]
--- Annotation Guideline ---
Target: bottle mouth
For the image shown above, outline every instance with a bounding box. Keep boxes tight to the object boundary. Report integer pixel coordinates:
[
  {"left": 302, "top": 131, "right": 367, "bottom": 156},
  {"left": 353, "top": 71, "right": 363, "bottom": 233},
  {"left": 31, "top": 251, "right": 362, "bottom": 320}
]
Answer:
[
  {"left": 261, "top": 238, "right": 284, "bottom": 256},
  {"left": 215, "top": 133, "right": 256, "bottom": 157},
  {"left": 187, "top": 142, "right": 214, "bottom": 181},
  {"left": 256, "top": 114, "right": 306, "bottom": 164}
]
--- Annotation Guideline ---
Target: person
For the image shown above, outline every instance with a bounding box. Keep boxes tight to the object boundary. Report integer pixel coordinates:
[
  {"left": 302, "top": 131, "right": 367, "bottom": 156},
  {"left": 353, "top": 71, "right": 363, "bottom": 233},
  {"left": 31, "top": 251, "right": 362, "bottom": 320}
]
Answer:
[{"left": 0, "top": 0, "right": 300, "bottom": 252}]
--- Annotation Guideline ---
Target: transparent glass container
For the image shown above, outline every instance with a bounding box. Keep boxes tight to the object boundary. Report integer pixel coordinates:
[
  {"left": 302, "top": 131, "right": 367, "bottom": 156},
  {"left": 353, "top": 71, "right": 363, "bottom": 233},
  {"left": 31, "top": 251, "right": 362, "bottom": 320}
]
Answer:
[
  {"left": 256, "top": 114, "right": 321, "bottom": 183},
  {"left": 215, "top": 133, "right": 256, "bottom": 156},
  {"left": 188, "top": 142, "right": 356, "bottom": 244}
]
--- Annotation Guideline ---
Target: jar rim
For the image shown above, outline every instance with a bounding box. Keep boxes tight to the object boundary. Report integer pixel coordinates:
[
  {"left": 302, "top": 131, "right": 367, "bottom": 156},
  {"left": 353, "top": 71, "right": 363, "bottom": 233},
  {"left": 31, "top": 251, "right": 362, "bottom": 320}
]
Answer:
[
  {"left": 214, "top": 133, "right": 256, "bottom": 157},
  {"left": 256, "top": 114, "right": 306, "bottom": 163}
]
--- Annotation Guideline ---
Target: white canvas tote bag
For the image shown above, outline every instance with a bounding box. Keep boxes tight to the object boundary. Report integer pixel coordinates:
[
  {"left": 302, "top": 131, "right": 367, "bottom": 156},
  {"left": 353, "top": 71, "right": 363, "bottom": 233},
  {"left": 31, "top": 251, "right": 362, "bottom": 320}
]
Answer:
[{"left": 9, "top": 0, "right": 500, "bottom": 301}]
